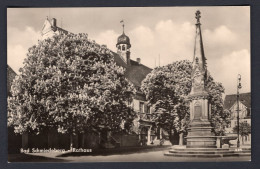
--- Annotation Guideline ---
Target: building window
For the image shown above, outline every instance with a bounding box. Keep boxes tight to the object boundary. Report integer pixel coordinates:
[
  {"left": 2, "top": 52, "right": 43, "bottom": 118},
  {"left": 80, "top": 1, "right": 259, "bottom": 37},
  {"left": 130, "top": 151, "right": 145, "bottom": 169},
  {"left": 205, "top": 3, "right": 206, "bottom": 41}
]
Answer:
[
  {"left": 247, "top": 108, "right": 251, "bottom": 117},
  {"left": 147, "top": 105, "right": 150, "bottom": 114},
  {"left": 118, "top": 45, "right": 121, "bottom": 50},
  {"left": 122, "top": 45, "right": 125, "bottom": 51},
  {"left": 139, "top": 102, "right": 144, "bottom": 113}
]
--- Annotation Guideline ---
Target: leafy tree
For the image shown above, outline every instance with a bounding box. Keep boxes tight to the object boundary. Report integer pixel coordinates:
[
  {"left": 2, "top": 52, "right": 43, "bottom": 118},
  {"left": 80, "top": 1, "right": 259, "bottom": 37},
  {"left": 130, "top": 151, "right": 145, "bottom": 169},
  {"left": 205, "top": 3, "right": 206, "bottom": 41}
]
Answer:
[
  {"left": 8, "top": 33, "right": 135, "bottom": 148},
  {"left": 233, "top": 121, "right": 251, "bottom": 144},
  {"left": 141, "top": 60, "right": 191, "bottom": 145},
  {"left": 205, "top": 74, "right": 228, "bottom": 136},
  {"left": 141, "top": 60, "right": 227, "bottom": 145}
]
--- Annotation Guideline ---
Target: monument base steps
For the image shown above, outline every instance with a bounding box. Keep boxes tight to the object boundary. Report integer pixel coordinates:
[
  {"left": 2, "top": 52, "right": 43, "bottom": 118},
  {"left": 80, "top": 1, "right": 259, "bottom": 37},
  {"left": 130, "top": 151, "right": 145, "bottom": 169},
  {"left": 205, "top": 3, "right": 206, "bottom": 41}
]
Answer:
[{"left": 164, "top": 146, "right": 251, "bottom": 157}]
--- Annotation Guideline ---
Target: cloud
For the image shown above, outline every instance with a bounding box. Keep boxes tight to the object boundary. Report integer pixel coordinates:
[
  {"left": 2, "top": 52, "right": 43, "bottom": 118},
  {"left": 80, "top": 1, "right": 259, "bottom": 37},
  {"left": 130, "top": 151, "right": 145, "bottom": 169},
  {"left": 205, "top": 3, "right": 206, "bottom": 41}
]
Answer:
[
  {"left": 208, "top": 49, "right": 250, "bottom": 95},
  {"left": 130, "top": 25, "right": 155, "bottom": 47},
  {"left": 126, "top": 20, "right": 195, "bottom": 68},
  {"left": 203, "top": 25, "right": 239, "bottom": 58},
  {"left": 7, "top": 26, "right": 40, "bottom": 73},
  {"left": 202, "top": 25, "right": 250, "bottom": 94},
  {"left": 8, "top": 26, "right": 40, "bottom": 47},
  {"left": 204, "top": 25, "right": 237, "bottom": 46},
  {"left": 92, "top": 30, "right": 119, "bottom": 52},
  {"left": 7, "top": 45, "right": 27, "bottom": 73},
  {"left": 155, "top": 20, "right": 195, "bottom": 60}
]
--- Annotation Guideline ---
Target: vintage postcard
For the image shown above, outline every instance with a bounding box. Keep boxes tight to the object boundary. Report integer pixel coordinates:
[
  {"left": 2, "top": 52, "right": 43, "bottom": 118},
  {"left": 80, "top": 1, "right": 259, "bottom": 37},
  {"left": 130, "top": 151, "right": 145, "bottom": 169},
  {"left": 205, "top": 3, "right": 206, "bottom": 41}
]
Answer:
[{"left": 7, "top": 7, "right": 250, "bottom": 162}]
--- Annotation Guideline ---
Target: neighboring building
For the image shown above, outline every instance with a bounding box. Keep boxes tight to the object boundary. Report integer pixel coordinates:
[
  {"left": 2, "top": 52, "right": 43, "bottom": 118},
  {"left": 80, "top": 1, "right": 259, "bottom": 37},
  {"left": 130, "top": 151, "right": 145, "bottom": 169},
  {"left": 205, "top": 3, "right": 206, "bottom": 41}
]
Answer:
[
  {"left": 224, "top": 92, "right": 251, "bottom": 145},
  {"left": 7, "top": 66, "right": 23, "bottom": 153},
  {"left": 40, "top": 17, "right": 69, "bottom": 40},
  {"left": 7, "top": 65, "right": 17, "bottom": 96}
]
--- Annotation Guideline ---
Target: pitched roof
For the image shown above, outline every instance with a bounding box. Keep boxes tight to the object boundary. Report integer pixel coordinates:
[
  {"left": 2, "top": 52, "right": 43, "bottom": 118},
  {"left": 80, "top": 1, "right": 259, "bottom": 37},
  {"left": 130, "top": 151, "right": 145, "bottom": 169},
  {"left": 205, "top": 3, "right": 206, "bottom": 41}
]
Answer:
[
  {"left": 224, "top": 92, "right": 251, "bottom": 110},
  {"left": 112, "top": 52, "right": 152, "bottom": 87},
  {"left": 41, "top": 18, "right": 69, "bottom": 40},
  {"left": 7, "top": 65, "right": 17, "bottom": 96},
  {"left": 126, "top": 60, "right": 152, "bottom": 87}
]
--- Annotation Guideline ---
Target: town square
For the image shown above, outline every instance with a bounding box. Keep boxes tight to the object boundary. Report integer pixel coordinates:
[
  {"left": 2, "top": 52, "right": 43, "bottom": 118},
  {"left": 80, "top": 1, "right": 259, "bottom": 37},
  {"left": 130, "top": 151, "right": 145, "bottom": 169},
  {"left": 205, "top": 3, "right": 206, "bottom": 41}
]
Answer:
[{"left": 7, "top": 7, "right": 250, "bottom": 162}]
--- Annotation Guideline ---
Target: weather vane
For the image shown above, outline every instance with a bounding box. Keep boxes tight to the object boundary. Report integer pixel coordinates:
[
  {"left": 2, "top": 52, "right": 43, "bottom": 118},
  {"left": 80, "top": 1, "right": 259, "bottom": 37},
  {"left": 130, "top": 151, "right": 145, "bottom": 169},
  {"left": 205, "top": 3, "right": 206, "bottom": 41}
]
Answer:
[
  {"left": 195, "top": 10, "right": 201, "bottom": 23},
  {"left": 120, "top": 20, "right": 125, "bottom": 33}
]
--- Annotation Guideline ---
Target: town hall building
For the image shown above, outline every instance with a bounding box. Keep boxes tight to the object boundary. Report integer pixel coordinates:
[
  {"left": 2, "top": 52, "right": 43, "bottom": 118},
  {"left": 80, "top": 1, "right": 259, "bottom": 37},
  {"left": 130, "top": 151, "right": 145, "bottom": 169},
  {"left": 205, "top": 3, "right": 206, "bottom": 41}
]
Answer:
[{"left": 8, "top": 17, "right": 169, "bottom": 152}]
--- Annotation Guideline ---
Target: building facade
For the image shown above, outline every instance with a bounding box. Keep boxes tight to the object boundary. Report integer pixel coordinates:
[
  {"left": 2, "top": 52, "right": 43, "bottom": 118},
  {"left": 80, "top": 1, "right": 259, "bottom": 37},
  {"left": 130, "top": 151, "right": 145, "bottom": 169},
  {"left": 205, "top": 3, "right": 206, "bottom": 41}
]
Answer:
[
  {"left": 224, "top": 92, "right": 251, "bottom": 145},
  {"left": 8, "top": 17, "right": 169, "bottom": 152}
]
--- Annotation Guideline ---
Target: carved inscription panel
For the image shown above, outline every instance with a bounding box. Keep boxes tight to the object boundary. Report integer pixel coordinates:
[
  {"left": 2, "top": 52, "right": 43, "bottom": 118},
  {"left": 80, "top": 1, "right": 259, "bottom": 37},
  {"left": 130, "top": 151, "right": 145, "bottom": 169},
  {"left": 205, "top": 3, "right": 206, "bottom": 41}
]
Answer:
[{"left": 194, "top": 106, "right": 202, "bottom": 119}]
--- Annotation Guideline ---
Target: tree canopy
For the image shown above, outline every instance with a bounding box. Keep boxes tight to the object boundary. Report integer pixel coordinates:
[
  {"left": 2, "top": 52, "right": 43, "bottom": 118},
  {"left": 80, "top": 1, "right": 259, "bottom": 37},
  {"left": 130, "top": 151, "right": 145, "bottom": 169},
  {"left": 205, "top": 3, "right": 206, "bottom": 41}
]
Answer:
[
  {"left": 141, "top": 60, "right": 228, "bottom": 137},
  {"left": 233, "top": 121, "right": 251, "bottom": 137},
  {"left": 141, "top": 60, "right": 191, "bottom": 135},
  {"left": 8, "top": 33, "right": 135, "bottom": 136}
]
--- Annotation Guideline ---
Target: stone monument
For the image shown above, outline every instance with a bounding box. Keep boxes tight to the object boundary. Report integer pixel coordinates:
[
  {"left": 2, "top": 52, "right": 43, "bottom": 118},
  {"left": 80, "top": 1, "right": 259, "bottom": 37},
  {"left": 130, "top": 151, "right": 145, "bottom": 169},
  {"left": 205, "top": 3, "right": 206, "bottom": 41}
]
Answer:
[
  {"left": 186, "top": 10, "right": 217, "bottom": 148},
  {"left": 165, "top": 11, "right": 250, "bottom": 158}
]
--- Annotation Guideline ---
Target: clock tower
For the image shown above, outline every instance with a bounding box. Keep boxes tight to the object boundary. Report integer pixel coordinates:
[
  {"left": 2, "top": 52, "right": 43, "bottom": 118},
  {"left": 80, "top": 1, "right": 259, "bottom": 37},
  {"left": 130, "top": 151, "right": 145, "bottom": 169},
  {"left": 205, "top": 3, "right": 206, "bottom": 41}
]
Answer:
[{"left": 116, "top": 22, "right": 131, "bottom": 65}]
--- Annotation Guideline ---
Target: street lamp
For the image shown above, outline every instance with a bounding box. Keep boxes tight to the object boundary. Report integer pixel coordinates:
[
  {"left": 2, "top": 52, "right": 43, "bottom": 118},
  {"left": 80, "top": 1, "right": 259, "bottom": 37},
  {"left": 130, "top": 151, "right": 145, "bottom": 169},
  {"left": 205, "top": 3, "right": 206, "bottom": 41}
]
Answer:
[{"left": 237, "top": 74, "right": 242, "bottom": 148}]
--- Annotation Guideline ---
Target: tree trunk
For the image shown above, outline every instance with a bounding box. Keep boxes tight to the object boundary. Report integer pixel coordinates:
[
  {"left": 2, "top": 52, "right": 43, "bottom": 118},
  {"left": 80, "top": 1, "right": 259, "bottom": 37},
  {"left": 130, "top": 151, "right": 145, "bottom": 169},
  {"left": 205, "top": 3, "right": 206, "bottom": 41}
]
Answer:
[
  {"left": 169, "top": 127, "right": 172, "bottom": 141},
  {"left": 48, "top": 131, "right": 52, "bottom": 148},
  {"left": 22, "top": 132, "right": 28, "bottom": 149},
  {"left": 81, "top": 133, "right": 85, "bottom": 148},
  {"left": 70, "top": 134, "right": 73, "bottom": 151},
  {"left": 179, "top": 132, "right": 184, "bottom": 146},
  {"left": 98, "top": 132, "right": 101, "bottom": 144},
  {"left": 160, "top": 128, "right": 162, "bottom": 139}
]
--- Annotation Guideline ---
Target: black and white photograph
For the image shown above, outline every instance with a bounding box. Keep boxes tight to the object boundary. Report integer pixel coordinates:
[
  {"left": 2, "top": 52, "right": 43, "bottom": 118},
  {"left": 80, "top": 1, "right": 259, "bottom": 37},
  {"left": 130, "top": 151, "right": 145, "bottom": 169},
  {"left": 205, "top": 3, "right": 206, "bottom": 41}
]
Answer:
[{"left": 7, "top": 6, "right": 251, "bottom": 162}]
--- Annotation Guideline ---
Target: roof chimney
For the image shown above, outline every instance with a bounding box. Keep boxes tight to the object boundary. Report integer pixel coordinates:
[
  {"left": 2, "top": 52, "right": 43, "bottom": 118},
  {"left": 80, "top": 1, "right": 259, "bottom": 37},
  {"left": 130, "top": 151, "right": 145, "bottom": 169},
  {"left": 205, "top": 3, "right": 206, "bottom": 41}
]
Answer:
[
  {"left": 136, "top": 58, "right": 141, "bottom": 64},
  {"left": 51, "top": 18, "right": 57, "bottom": 27}
]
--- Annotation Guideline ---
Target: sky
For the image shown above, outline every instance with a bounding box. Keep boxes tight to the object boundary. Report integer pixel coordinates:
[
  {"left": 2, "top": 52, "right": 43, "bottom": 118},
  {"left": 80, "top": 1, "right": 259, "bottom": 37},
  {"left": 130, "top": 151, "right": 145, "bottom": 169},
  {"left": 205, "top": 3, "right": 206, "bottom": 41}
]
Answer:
[{"left": 7, "top": 7, "right": 250, "bottom": 95}]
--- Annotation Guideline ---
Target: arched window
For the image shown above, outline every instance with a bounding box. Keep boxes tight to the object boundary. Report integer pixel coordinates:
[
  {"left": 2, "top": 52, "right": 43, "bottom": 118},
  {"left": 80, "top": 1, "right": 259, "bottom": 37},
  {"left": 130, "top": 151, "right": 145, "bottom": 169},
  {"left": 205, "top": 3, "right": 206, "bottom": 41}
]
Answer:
[
  {"left": 122, "top": 45, "right": 126, "bottom": 51},
  {"left": 118, "top": 45, "right": 121, "bottom": 50}
]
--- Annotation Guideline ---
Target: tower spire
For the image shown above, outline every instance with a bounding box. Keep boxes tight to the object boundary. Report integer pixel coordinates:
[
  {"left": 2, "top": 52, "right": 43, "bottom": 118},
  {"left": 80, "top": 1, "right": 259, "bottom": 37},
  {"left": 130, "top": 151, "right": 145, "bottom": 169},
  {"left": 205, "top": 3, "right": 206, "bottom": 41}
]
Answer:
[
  {"left": 190, "top": 10, "right": 208, "bottom": 96},
  {"left": 120, "top": 20, "right": 125, "bottom": 34},
  {"left": 193, "top": 10, "right": 206, "bottom": 71},
  {"left": 117, "top": 20, "right": 131, "bottom": 65},
  {"left": 195, "top": 10, "right": 201, "bottom": 24}
]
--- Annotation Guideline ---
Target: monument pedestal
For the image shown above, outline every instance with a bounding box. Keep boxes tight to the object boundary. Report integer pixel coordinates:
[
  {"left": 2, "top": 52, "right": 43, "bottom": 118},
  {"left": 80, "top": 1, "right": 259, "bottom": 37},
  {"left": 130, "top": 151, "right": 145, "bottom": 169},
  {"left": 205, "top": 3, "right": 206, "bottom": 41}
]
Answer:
[
  {"left": 186, "top": 94, "right": 217, "bottom": 148},
  {"left": 186, "top": 119, "right": 216, "bottom": 148}
]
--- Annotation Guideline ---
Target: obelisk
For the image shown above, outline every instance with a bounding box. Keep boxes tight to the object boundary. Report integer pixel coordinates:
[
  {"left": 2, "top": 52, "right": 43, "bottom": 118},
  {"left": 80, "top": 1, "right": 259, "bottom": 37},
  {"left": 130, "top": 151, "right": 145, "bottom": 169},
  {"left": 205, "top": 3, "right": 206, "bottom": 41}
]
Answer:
[{"left": 186, "top": 10, "right": 217, "bottom": 148}]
